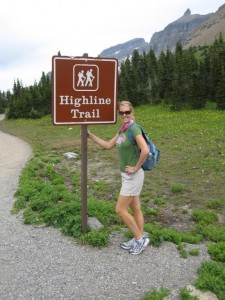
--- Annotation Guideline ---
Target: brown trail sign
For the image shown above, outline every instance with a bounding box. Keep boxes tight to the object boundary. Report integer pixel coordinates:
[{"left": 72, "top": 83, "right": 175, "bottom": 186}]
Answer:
[
  {"left": 52, "top": 56, "right": 118, "bottom": 125},
  {"left": 52, "top": 56, "right": 118, "bottom": 233}
]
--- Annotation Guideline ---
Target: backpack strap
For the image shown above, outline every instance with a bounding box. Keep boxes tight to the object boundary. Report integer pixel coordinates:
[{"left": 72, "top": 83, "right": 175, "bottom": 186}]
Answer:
[
  {"left": 128, "top": 124, "right": 156, "bottom": 155},
  {"left": 128, "top": 123, "right": 137, "bottom": 145},
  {"left": 128, "top": 123, "right": 145, "bottom": 145}
]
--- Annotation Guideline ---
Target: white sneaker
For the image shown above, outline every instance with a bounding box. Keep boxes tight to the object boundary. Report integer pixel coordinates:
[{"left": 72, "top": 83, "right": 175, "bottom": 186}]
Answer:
[
  {"left": 129, "top": 237, "right": 150, "bottom": 255},
  {"left": 120, "top": 237, "right": 136, "bottom": 250}
]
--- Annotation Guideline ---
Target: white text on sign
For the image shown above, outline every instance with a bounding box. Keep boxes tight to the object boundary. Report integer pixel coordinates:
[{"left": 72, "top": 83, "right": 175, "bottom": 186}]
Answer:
[{"left": 59, "top": 95, "right": 112, "bottom": 119}]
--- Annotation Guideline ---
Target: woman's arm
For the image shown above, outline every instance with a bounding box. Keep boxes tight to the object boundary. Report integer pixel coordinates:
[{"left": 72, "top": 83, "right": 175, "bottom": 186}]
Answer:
[
  {"left": 126, "top": 134, "right": 149, "bottom": 173},
  {"left": 88, "top": 130, "right": 119, "bottom": 150}
]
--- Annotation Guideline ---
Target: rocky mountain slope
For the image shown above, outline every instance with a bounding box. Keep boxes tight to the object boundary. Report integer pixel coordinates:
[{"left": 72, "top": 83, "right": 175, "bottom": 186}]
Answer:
[
  {"left": 100, "top": 38, "right": 149, "bottom": 62},
  {"left": 149, "top": 9, "right": 212, "bottom": 54},
  {"left": 184, "top": 4, "right": 225, "bottom": 48},
  {"left": 100, "top": 4, "right": 225, "bottom": 61}
]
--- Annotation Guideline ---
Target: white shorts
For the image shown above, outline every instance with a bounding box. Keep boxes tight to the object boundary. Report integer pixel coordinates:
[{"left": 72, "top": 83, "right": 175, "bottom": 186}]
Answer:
[{"left": 120, "top": 168, "right": 144, "bottom": 196}]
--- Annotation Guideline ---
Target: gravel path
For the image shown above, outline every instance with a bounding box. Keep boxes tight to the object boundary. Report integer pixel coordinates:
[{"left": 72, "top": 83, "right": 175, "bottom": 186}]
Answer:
[{"left": 0, "top": 118, "right": 211, "bottom": 300}]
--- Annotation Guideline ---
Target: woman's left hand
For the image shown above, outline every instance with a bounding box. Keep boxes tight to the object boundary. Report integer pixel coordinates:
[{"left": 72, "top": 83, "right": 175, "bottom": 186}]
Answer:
[{"left": 126, "top": 166, "right": 137, "bottom": 174}]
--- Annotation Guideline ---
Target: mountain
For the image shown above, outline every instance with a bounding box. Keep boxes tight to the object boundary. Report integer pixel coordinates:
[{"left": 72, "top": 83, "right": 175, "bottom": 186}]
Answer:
[
  {"left": 184, "top": 4, "right": 225, "bottom": 48},
  {"left": 100, "top": 38, "right": 149, "bottom": 63},
  {"left": 100, "top": 4, "right": 225, "bottom": 62},
  {"left": 149, "top": 9, "right": 213, "bottom": 54}
]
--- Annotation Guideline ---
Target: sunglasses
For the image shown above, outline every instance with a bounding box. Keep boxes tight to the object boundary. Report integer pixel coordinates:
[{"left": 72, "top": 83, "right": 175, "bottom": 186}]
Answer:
[{"left": 118, "top": 110, "right": 131, "bottom": 116}]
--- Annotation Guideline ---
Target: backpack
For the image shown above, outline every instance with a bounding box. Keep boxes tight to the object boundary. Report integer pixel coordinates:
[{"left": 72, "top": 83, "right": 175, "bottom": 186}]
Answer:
[{"left": 128, "top": 123, "right": 160, "bottom": 171}]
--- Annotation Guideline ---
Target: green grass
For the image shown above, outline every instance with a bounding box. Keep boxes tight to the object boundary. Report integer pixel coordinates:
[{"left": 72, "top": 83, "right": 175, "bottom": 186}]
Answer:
[
  {"left": 1, "top": 104, "right": 225, "bottom": 299},
  {"left": 1, "top": 105, "right": 224, "bottom": 232},
  {"left": 140, "top": 288, "right": 170, "bottom": 300},
  {"left": 1, "top": 105, "right": 224, "bottom": 207},
  {"left": 179, "top": 288, "right": 198, "bottom": 300}
]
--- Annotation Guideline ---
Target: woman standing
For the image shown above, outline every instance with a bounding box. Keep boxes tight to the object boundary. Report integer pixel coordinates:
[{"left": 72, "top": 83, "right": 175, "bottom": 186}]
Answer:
[{"left": 88, "top": 101, "right": 149, "bottom": 255}]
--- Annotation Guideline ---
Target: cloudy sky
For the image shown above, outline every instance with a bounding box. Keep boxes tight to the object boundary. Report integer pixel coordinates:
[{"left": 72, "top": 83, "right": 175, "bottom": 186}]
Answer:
[{"left": 1, "top": 0, "right": 224, "bottom": 92}]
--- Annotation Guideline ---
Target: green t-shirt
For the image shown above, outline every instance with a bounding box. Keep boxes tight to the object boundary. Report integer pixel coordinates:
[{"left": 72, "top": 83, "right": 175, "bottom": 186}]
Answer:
[{"left": 116, "top": 125, "right": 142, "bottom": 172}]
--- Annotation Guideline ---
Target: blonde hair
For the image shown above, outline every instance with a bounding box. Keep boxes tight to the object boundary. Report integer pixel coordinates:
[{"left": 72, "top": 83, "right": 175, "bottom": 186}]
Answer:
[{"left": 119, "top": 101, "right": 134, "bottom": 112}]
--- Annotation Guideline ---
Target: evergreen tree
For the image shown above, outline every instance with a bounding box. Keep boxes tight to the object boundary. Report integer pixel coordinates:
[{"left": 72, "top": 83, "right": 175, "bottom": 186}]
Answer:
[
  {"left": 7, "top": 80, "right": 24, "bottom": 118},
  {"left": 164, "top": 49, "right": 175, "bottom": 101},
  {"left": 0, "top": 91, "right": 9, "bottom": 113},
  {"left": 157, "top": 49, "right": 174, "bottom": 103},
  {"left": 184, "top": 47, "right": 204, "bottom": 109},
  {"left": 38, "top": 72, "right": 52, "bottom": 115},
  {"left": 131, "top": 50, "right": 149, "bottom": 104},
  {"left": 200, "top": 49, "right": 211, "bottom": 101},
  {"left": 171, "top": 42, "right": 185, "bottom": 110},
  {"left": 189, "top": 72, "right": 206, "bottom": 109},
  {"left": 208, "top": 35, "right": 225, "bottom": 100},
  {"left": 6, "top": 73, "right": 51, "bottom": 119},
  {"left": 215, "top": 69, "right": 225, "bottom": 110},
  {"left": 119, "top": 58, "right": 136, "bottom": 104},
  {"left": 146, "top": 49, "right": 158, "bottom": 102},
  {"left": 131, "top": 49, "right": 143, "bottom": 104},
  {"left": 118, "top": 63, "right": 128, "bottom": 100},
  {"left": 157, "top": 51, "right": 167, "bottom": 99},
  {"left": 138, "top": 51, "right": 150, "bottom": 104}
]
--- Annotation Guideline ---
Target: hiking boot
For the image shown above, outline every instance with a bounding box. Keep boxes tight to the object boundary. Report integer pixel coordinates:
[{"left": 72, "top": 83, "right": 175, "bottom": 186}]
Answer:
[
  {"left": 129, "top": 237, "right": 150, "bottom": 255},
  {"left": 120, "top": 237, "right": 136, "bottom": 250}
]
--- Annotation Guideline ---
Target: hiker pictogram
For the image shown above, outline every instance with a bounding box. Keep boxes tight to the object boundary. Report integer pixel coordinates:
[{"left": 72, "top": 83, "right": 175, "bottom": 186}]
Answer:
[
  {"left": 77, "top": 70, "right": 86, "bottom": 86},
  {"left": 73, "top": 64, "right": 99, "bottom": 91},
  {"left": 85, "top": 69, "right": 95, "bottom": 86}
]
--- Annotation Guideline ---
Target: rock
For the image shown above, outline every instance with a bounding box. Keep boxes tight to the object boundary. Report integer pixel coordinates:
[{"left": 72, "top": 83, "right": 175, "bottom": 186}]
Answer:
[
  {"left": 87, "top": 217, "right": 103, "bottom": 230},
  {"left": 187, "top": 285, "right": 218, "bottom": 300},
  {"left": 218, "top": 214, "right": 225, "bottom": 225},
  {"left": 64, "top": 152, "right": 78, "bottom": 159}
]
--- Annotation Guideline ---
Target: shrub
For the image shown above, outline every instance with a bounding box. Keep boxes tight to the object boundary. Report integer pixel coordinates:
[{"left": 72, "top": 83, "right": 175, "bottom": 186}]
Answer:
[
  {"left": 153, "top": 198, "right": 168, "bottom": 207},
  {"left": 180, "top": 232, "right": 203, "bottom": 244},
  {"left": 199, "top": 224, "right": 225, "bottom": 242},
  {"left": 179, "top": 288, "right": 198, "bottom": 300},
  {"left": 188, "top": 249, "right": 200, "bottom": 256},
  {"left": 140, "top": 288, "right": 170, "bottom": 300},
  {"left": 195, "top": 261, "right": 225, "bottom": 300},
  {"left": 191, "top": 209, "right": 218, "bottom": 225},
  {"left": 208, "top": 242, "right": 225, "bottom": 262},
  {"left": 79, "top": 229, "right": 109, "bottom": 247},
  {"left": 170, "top": 183, "right": 185, "bottom": 193},
  {"left": 206, "top": 199, "right": 224, "bottom": 210}
]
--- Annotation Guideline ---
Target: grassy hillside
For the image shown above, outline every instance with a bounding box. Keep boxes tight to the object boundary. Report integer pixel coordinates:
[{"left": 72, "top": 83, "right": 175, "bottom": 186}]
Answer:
[
  {"left": 1, "top": 104, "right": 224, "bottom": 211},
  {"left": 1, "top": 104, "right": 225, "bottom": 299}
]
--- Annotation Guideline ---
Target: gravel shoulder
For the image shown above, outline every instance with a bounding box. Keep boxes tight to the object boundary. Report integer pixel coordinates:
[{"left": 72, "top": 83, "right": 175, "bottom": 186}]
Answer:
[{"left": 0, "top": 116, "right": 211, "bottom": 300}]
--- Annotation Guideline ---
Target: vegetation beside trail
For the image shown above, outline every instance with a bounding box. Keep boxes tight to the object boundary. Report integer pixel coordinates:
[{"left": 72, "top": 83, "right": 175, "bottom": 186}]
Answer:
[{"left": 0, "top": 105, "right": 224, "bottom": 299}]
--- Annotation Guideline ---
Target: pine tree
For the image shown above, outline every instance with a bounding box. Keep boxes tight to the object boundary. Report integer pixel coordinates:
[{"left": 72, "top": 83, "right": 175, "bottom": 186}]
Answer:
[
  {"left": 157, "top": 50, "right": 174, "bottom": 102},
  {"left": 146, "top": 49, "right": 158, "bottom": 102},
  {"left": 171, "top": 42, "right": 185, "bottom": 110},
  {"left": 38, "top": 72, "right": 52, "bottom": 115},
  {"left": 0, "top": 91, "right": 9, "bottom": 113},
  {"left": 215, "top": 69, "right": 225, "bottom": 110},
  {"left": 200, "top": 49, "right": 211, "bottom": 101},
  {"left": 119, "top": 58, "right": 136, "bottom": 104}
]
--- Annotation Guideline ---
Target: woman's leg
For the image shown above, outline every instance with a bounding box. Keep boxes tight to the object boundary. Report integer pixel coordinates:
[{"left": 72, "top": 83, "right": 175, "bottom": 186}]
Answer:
[
  {"left": 129, "top": 196, "right": 144, "bottom": 236},
  {"left": 115, "top": 195, "right": 142, "bottom": 240}
]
